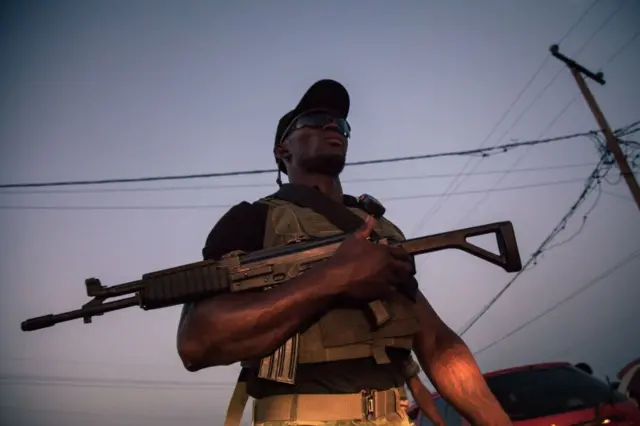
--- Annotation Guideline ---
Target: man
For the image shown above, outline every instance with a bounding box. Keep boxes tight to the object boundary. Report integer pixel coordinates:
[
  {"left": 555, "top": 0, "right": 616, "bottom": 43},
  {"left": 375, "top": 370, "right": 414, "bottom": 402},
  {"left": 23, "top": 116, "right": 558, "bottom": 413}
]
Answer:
[
  {"left": 400, "top": 355, "right": 446, "bottom": 426},
  {"left": 176, "top": 79, "right": 512, "bottom": 426}
]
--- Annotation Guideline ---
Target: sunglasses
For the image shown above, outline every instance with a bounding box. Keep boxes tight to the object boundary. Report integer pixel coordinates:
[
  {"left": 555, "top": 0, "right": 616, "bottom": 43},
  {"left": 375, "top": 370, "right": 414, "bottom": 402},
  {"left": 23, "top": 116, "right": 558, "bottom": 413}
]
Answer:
[{"left": 280, "top": 111, "right": 351, "bottom": 143}]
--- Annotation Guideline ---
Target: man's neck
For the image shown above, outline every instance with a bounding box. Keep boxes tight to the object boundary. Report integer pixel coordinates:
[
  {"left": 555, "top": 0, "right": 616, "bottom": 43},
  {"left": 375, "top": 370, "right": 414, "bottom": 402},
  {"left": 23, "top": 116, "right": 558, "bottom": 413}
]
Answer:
[{"left": 288, "top": 174, "right": 343, "bottom": 203}]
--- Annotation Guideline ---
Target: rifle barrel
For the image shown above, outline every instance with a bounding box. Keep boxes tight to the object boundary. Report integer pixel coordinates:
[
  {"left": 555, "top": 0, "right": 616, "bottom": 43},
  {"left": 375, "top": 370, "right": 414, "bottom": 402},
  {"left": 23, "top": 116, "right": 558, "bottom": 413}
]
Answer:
[{"left": 21, "top": 296, "right": 139, "bottom": 331}]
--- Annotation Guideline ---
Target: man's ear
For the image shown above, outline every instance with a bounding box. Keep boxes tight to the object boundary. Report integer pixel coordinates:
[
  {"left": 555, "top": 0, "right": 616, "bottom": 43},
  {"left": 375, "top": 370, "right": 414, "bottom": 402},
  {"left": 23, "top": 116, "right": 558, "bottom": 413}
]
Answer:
[{"left": 274, "top": 142, "right": 291, "bottom": 163}]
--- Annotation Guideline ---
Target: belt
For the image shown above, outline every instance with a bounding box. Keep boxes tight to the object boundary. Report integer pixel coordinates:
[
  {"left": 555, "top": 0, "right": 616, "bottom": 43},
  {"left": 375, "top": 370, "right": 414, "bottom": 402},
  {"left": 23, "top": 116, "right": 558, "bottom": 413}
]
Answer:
[{"left": 253, "top": 387, "right": 405, "bottom": 422}]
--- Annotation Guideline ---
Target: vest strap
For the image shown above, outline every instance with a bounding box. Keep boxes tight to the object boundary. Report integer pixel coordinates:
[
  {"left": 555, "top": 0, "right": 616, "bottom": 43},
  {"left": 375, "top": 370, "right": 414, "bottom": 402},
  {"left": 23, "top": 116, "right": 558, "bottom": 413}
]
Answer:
[
  {"left": 223, "top": 378, "right": 249, "bottom": 426},
  {"left": 297, "top": 338, "right": 413, "bottom": 364}
]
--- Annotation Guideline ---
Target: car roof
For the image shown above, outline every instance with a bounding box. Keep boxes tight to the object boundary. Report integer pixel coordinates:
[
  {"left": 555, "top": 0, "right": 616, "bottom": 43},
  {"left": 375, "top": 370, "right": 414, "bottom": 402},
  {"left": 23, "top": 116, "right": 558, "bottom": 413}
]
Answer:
[{"left": 618, "top": 358, "right": 640, "bottom": 380}]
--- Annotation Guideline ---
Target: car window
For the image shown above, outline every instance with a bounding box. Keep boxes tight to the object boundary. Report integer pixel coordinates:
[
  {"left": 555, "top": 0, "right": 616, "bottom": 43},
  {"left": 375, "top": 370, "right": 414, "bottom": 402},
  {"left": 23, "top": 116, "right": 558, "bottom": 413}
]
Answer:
[
  {"left": 485, "top": 365, "right": 628, "bottom": 421},
  {"left": 419, "top": 397, "right": 463, "bottom": 426}
]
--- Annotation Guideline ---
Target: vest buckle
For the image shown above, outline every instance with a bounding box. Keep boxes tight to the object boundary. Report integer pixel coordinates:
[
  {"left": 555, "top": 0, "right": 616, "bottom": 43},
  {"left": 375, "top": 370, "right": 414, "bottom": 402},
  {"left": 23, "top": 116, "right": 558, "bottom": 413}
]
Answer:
[{"left": 361, "top": 389, "right": 377, "bottom": 420}]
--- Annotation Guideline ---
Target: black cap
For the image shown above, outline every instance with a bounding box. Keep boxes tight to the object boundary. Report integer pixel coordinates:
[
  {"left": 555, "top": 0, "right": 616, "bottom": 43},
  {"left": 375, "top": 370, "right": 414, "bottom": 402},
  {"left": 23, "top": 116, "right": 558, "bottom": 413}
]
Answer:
[{"left": 274, "top": 79, "right": 350, "bottom": 174}]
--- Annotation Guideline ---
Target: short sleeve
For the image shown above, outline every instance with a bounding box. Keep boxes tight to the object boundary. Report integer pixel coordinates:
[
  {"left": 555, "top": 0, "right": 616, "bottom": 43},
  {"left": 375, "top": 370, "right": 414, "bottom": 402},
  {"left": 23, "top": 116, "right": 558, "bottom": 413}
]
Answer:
[
  {"left": 202, "top": 201, "right": 269, "bottom": 260},
  {"left": 177, "top": 201, "right": 268, "bottom": 331}
]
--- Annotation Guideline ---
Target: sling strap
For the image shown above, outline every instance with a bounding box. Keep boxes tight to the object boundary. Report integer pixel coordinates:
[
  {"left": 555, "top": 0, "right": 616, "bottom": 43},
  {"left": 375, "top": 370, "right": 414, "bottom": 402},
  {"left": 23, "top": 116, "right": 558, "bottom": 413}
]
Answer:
[
  {"left": 271, "top": 183, "right": 382, "bottom": 237},
  {"left": 223, "top": 380, "right": 249, "bottom": 426},
  {"left": 270, "top": 183, "right": 392, "bottom": 328}
]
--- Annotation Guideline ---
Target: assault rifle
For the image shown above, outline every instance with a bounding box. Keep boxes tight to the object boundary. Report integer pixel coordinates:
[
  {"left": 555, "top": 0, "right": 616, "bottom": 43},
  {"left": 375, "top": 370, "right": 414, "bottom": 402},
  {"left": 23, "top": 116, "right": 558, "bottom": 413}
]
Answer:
[
  {"left": 22, "top": 220, "right": 521, "bottom": 333},
  {"left": 21, "top": 221, "right": 522, "bottom": 380}
]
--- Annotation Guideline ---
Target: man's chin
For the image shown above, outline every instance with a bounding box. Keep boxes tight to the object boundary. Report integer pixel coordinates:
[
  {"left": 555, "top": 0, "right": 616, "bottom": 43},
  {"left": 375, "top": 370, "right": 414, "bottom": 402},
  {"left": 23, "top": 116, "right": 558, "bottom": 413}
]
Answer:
[{"left": 301, "top": 154, "right": 346, "bottom": 177}]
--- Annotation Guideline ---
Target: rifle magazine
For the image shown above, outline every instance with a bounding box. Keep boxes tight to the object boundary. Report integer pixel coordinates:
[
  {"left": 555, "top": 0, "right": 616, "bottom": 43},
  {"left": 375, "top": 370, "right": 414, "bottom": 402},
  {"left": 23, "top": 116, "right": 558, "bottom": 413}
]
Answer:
[{"left": 257, "top": 334, "right": 299, "bottom": 385}]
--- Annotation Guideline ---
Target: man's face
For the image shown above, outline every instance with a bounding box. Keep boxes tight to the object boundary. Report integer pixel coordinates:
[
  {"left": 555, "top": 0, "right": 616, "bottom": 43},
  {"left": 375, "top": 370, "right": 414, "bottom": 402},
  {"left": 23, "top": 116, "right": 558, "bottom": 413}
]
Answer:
[{"left": 278, "top": 111, "right": 350, "bottom": 177}]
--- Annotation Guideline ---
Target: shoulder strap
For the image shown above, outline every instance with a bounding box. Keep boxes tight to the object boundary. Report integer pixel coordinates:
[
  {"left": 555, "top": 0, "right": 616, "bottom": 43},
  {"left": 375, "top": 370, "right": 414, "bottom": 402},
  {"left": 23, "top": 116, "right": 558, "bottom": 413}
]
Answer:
[
  {"left": 223, "top": 374, "right": 249, "bottom": 426},
  {"left": 271, "top": 184, "right": 380, "bottom": 239}
]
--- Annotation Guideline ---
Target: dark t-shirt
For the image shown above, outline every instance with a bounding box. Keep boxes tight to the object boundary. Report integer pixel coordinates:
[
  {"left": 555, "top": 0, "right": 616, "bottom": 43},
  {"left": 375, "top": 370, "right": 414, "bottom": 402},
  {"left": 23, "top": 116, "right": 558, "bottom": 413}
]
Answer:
[{"left": 201, "top": 199, "right": 409, "bottom": 397}]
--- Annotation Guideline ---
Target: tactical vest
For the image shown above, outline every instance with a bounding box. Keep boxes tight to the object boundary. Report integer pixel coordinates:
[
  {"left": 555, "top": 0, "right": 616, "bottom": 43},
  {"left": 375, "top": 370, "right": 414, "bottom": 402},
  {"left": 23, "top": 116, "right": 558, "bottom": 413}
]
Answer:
[{"left": 253, "top": 196, "right": 421, "bottom": 366}]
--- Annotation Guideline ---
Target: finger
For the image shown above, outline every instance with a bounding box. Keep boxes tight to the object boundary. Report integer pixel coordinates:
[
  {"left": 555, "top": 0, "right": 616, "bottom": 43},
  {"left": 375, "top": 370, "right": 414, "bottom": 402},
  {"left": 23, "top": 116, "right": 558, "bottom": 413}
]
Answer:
[
  {"left": 387, "top": 246, "right": 412, "bottom": 261},
  {"left": 389, "top": 258, "right": 414, "bottom": 278},
  {"left": 354, "top": 216, "right": 375, "bottom": 240}
]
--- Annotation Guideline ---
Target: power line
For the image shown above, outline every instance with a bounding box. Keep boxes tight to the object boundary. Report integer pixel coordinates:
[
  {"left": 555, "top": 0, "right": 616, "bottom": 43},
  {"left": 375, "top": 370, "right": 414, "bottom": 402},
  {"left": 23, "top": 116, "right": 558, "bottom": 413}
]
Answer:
[
  {"left": 409, "top": 0, "right": 604, "bottom": 234},
  {"left": 542, "top": 184, "right": 602, "bottom": 252},
  {"left": 453, "top": 94, "right": 580, "bottom": 227},
  {"left": 571, "top": 0, "right": 630, "bottom": 58},
  {"left": 453, "top": 123, "right": 639, "bottom": 228},
  {"left": 0, "top": 374, "right": 235, "bottom": 389},
  {"left": 0, "top": 405, "right": 217, "bottom": 421},
  {"left": 620, "top": 139, "right": 640, "bottom": 150},
  {"left": 556, "top": 0, "right": 606, "bottom": 46},
  {"left": 0, "top": 177, "right": 589, "bottom": 211},
  {"left": 452, "top": 21, "right": 640, "bottom": 226},
  {"left": 548, "top": 307, "right": 638, "bottom": 359},
  {"left": 0, "top": 355, "right": 178, "bottom": 369},
  {"left": 417, "top": 1, "right": 630, "bottom": 231},
  {"left": 602, "top": 190, "right": 635, "bottom": 203},
  {"left": 618, "top": 121, "right": 640, "bottom": 135},
  {"left": 0, "top": 129, "right": 605, "bottom": 190},
  {"left": 601, "top": 28, "right": 640, "bottom": 66},
  {"left": 458, "top": 153, "right": 613, "bottom": 337},
  {"left": 473, "top": 248, "right": 640, "bottom": 357},
  {"left": 453, "top": 3, "right": 634, "bottom": 225},
  {"left": 0, "top": 162, "right": 597, "bottom": 195}
]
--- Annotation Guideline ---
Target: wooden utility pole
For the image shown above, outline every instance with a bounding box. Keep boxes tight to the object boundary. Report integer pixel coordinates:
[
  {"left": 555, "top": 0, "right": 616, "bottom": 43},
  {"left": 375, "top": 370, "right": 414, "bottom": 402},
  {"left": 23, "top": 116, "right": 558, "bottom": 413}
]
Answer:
[{"left": 550, "top": 44, "right": 640, "bottom": 211}]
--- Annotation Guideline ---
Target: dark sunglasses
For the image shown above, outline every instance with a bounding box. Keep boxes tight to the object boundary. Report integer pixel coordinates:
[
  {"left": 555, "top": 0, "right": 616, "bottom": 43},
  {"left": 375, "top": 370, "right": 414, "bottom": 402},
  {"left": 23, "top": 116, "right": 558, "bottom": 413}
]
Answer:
[{"left": 281, "top": 112, "right": 351, "bottom": 143}]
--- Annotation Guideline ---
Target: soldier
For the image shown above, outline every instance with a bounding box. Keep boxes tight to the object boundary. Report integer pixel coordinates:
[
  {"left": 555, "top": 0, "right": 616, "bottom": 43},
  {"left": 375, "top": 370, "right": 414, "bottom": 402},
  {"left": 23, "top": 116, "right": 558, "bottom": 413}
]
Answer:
[{"left": 176, "top": 79, "right": 512, "bottom": 426}]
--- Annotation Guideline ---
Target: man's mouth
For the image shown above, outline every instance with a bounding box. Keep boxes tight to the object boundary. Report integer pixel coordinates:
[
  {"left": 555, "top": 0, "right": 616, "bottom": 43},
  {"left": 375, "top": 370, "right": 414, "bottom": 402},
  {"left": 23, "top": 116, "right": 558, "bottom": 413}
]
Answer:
[{"left": 325, "top": 136, "right": 344, "bottom": 147}]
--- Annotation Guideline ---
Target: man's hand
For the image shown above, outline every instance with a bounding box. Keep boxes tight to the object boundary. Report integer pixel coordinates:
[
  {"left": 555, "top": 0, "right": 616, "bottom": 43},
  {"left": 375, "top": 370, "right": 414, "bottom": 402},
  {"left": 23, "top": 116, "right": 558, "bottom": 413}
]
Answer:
[
  {"left": 412, "top": 291, "right": 512, "bottom": 426},
  {"left": 407, "top": 375, "right": 446, "bottom": 426},
  {"left": 326, "top": 215, "right": 415, "bottom": 301}
]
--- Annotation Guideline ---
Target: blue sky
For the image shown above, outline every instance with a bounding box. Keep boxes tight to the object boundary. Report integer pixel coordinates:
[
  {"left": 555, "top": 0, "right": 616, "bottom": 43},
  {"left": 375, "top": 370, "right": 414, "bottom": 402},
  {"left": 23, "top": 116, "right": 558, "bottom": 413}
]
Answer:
[{"left": 1, "top": 1, "right": 639, "bottom": 425}]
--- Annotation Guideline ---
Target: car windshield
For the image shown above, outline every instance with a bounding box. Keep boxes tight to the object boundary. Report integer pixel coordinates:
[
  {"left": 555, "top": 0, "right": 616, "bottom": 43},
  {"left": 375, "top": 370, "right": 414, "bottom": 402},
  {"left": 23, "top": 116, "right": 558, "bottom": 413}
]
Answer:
[{"left": 485, "top": 365, "right": 627, "bottom": 421}]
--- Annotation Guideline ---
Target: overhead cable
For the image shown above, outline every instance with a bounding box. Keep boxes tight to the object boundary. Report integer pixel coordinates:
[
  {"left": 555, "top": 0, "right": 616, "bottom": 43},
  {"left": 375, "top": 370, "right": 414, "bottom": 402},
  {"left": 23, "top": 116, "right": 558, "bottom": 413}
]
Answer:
[
  {"left": 417, "top": 2, "right": 632, "bottom": 231},
  {"left": 409, "top": 0, "right": 605, "bottom": 233},
  {"left": 0, "top": 162, "right": 596, "bottom": 195},
  {"left": 473, "top": 248, "right": 640, "bottom": 357},
  {"left": 0, "top": 127, "right": 614, "bottom": 190},
  {"left": 0, "top": 373, "right": 235, "bottom": 389},
  {"left": 0, "top": 177, "right": 589, "bottom": 211},
  {"left": 458, "top": 153, "right": 613, "bottom": 337}
]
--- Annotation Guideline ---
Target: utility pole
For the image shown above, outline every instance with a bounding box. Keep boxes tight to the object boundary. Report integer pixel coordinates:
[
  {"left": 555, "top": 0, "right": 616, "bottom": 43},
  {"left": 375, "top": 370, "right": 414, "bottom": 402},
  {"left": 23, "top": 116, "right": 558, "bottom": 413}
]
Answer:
[{"left": 550, "top": 44, "right": 640, "bottom": 212}]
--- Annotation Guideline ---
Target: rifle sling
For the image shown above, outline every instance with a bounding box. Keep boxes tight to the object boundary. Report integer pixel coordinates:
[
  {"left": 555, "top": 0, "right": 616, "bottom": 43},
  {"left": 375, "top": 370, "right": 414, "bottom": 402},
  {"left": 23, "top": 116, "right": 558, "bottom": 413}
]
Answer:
[{"left": 272, "top": 183, "right": 381, "bottom": 238}]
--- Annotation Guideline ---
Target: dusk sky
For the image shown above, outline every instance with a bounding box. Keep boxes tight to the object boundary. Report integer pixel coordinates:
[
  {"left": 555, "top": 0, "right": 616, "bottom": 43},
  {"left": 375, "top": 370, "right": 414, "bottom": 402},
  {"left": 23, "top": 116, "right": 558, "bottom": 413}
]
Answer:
[{"left": 1, "top": 1, "right": 639, "bottom": 425}]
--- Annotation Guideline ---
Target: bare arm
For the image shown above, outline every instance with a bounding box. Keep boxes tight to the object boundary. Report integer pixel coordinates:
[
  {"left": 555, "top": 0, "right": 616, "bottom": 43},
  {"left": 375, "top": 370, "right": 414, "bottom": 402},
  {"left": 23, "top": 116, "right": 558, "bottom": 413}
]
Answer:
[
  {"left": 177, "top": 266, "right": 341, "bottom": 371},
  {"left": 407, "top": 376, "right": 446, "bottom": 426},
  {"left": 412, "top": 290, "right": 511, "bottom": 426}
]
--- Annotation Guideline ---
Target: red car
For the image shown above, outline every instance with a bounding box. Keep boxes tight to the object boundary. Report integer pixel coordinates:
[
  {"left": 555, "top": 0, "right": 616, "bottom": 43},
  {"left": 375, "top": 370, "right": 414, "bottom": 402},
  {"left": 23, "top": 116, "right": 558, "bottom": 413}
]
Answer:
[{"left": 408, "top": 362, "right": 640, "bottom": 426}]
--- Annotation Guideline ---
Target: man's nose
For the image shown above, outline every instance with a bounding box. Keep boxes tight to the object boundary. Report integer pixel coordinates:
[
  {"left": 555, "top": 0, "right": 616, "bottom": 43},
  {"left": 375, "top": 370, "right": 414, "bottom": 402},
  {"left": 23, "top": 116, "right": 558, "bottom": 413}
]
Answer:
[{"left": 322, "top": 121, "right": 340, "bottom": 131}]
